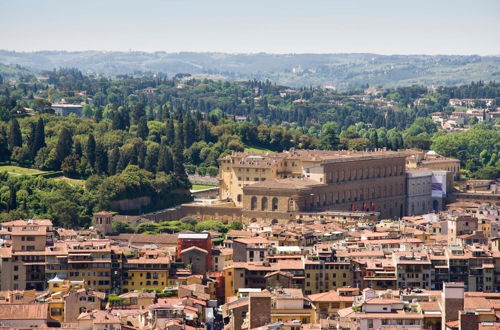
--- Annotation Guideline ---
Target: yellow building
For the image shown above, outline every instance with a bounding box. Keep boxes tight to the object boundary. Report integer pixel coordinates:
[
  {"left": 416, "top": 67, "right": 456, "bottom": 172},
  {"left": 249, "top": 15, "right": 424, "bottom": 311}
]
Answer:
[
  {"left": 213, "top": 247, "right": 233, "bottom": 272},
  {"left": 304, "top": 260, "right": 352, "bottom": 295},
  {"left": 45, "top": 276, "right": 104, "bottom": 324},
  {"left": 45, "top": 239, "right": 118, "bottom": 293},
  {"left": 46, "top": 276, "right": 66, "bottom": 323},
  {"left": 122, "top": 252, "right": 171, "bottom": 293}
]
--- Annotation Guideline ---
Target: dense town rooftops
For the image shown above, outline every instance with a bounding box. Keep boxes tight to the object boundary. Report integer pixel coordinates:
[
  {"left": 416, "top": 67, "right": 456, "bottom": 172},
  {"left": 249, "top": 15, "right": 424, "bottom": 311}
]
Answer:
[{"left": 1, "top": 219, "right": 53, "bottom": 227}]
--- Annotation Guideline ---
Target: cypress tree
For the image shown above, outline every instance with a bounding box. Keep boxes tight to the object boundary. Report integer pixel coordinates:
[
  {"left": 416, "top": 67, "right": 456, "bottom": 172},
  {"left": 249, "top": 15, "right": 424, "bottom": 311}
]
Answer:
[
  {"left": 144, "top": 145, "right": 159, "bottom": 173},
  {"left": 165, "top": 119, "right": 175, "bottom": 144},
  {"left": 157, "top": 145, "right": 173, "bottom": 173},
  {"left": 55, "top": 127, "right": 73, "bottom": 167},
  {"left": 7, "top": 185, "right": 16, "bottom": 211},
  {"left": 137, "top": 117, "right": 149, "bottom": 140},
  {"left": 175, "top": 119, "right": 184, "bottom": 150},
  {"left": 0, "top": 126, "right": 10, "bottom": 162},
  {"left": 86, "top": 134, "right": 96, "bottom": 167},
  {"left": 8, "top": 118, "right": 22, "bottom": 150},
  {"left": 33, "top": 117, "right": 45, "bottom": 155},
  {"left": 94, "top": 143, "right": 108, "bottom": 174},
  {"left": 27, "top": 122, "right": 37, "bottom": 158},
  {"left": 107, "top": 147, "right": 120, "bottom": 175},
  {"left": 183, "top": 114, "right": 196, "bottom": 148},
  {"left": 172, "top": 140, "right": 188, "bottom": 185}
]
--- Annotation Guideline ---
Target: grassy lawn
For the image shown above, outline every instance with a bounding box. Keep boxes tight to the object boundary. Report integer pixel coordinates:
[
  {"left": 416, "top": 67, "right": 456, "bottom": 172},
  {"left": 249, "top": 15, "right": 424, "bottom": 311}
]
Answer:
[
  {"left": 0, "top": 165, "right": 85, "bottom": 187},
  {"left": 0, "top": 165, "right": 45, "bottom": 176},
  {"left": 191, "top": 184, "right": 217, "bottom": 191},
  {"left": 244, "top": 146, "right": 274, "bottom": 154},
  {"left": 53, "top": 176, "right": 86, "bottom": 187}
]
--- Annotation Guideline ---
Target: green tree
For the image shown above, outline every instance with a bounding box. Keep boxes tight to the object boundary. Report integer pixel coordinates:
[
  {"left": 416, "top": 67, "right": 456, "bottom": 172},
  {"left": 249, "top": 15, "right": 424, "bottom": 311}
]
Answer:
[
  {"left": 94, "top": 143, "right": 108, "bottom": 175},
  {"left": 473, "top": 166, "right": 499, "bottom": 180},
  {"left": 86, "top": 134, "right": 96, "bottom": 168},
  {"left": 55, "top": 127, "right": 73, "bottom": 168},
  {"left": 0, "top": 126, "right": 9, "bottom": 161},
  {"left": 157, "top": 145, "right": 173, "bottom": 173},
  {"left": 8, "top": 118, "right": 22, "bottom": 151},
  {"left": 320, "top": 121, "right": 340, "bottom": 150},
  {"left": 33, "top": 117, "right": 46, "bottom": 157},
  {"left": 112, "top": 221, "right": 134, "bottom": 233},
  {"left": 137, "top": 117, "right": 149, "bottom": 140},
  {"left": 50, "top": 200, "right": 80, "bottom": 228},
  {"left": 173, "top": 140, "right": 188, "bottom": 184},
  {"left": 107, "top": 147, "right": 120, "bottom": 175},
  {"left": 165, "top": 118, "right": 175, "bottom": 144},
  {"left": 194, "top": 220, "right": 228, "bottom": 233},
  {"left": 145, "top": 144, "right": 159, "bottom": 172},
  {"left": 61, "top": 155, "right": 80, "bottom": 177}
]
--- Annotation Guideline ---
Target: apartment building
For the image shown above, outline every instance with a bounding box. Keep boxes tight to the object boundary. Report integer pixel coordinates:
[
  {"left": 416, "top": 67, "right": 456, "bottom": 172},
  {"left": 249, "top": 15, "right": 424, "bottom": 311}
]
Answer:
[
  {"left": 122, "top": 249, "right": 171, "bottom": 293},
  {"left": 304, "top": 260, "right": 352, "bottom": 295},
  {"left": 45, "top": 239, "right": 120, "bottom": 293},
  {"left": 393, "top": 252, "right": 432, "bottom": 290},
  {"left": 232, "top": 237, "right": 270, "bottom": 263},
  {"left": 0, "top": 219, "right": 53, "bottom": 291}
]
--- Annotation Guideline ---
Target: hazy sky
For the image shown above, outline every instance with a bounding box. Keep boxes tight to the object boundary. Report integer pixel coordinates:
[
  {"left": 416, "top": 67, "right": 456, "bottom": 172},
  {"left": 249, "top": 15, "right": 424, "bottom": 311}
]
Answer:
[{"left": 1, "top": 0, "right": 499, "bottom": 55}]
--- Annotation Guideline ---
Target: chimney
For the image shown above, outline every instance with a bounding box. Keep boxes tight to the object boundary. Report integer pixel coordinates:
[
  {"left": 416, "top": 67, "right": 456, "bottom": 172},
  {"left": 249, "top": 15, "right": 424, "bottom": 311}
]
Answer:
[
  {"left": 442, "top": 282, "right": 464, "bottom": 329},
  {"left": 249, "top": 291, "right": 271, "bottom": 328}
]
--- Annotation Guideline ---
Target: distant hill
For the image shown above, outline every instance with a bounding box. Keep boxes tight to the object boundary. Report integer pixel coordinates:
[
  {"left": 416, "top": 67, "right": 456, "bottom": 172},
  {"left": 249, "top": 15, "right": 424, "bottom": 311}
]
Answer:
[{"left": 0, "top": 50, "right": 499, "bottom": 88}]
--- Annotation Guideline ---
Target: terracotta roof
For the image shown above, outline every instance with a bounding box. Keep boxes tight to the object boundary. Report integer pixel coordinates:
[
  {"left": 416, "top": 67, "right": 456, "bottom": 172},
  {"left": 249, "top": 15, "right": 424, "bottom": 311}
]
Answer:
[
  {"left": 78, "top": 310, "right": 120, "bottom": 324},
  {"left": 308, "top": 290, "right": 355, "bottom": 302},
  {"left": 464, "top": 297, "right": 493, "bottom": 311},
  {"left": 0, "top": 303, "right": 48, "bottom": 320},
  {"left": 119, "top": 291, "right": 156, "bottom": 299},
  {"left": 108, "top": 233, "right": 178, "bottom": 245},
  {"left": 418, "top": 301, "right": 441, "bottom": 313},
  {"left": 226, "top": 230, "right": 253, "bottom": 237},
  {"left": 234, "top": 237, "right": 269, "bottom": 244}
]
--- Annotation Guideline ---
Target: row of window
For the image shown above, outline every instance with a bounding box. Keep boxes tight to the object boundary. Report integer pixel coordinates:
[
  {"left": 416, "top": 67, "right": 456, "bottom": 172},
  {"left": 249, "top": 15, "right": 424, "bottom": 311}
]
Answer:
[
  {"left": 305, "top": 264, "right": 349, "bottom": 270},
  {"left": 123, "top": 280, "right": 164, "bottom": 286},
  {"left": 326, "top": 164, "right": 404, "bottom": 183},
  {"left": 69, "top": 271, "right": 110, "bottom": 277}
]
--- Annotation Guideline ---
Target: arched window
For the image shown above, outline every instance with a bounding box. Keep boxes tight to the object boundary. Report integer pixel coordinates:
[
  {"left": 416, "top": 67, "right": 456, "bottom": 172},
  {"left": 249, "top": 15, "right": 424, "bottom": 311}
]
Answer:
[
  {"left": 261, "top": 197, "right": 268, "bottom": 211},
  {"left": 272, "top": 197, "right": 279, "bottom": 211},
  {"left": 251, "top": 196, "right": 257, "bottom": 210}
]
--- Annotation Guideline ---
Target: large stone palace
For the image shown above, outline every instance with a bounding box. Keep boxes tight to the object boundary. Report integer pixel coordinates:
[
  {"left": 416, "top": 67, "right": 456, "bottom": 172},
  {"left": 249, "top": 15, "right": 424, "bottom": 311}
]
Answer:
[{"left": 219, "top": 149, "right": 408, "bottom": 220}]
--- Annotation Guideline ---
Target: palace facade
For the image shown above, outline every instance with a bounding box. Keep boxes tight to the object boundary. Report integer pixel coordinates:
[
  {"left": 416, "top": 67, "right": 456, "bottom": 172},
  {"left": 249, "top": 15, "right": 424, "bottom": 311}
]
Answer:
[{"left": 219, "top": 149, "right": 408, "bottom": 220}]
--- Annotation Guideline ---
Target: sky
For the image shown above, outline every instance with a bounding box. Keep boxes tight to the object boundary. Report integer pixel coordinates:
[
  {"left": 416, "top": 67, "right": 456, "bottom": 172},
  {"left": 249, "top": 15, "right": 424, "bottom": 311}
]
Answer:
[{"left": 0, "top": 0, "right": 499, "bottom": 55}]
